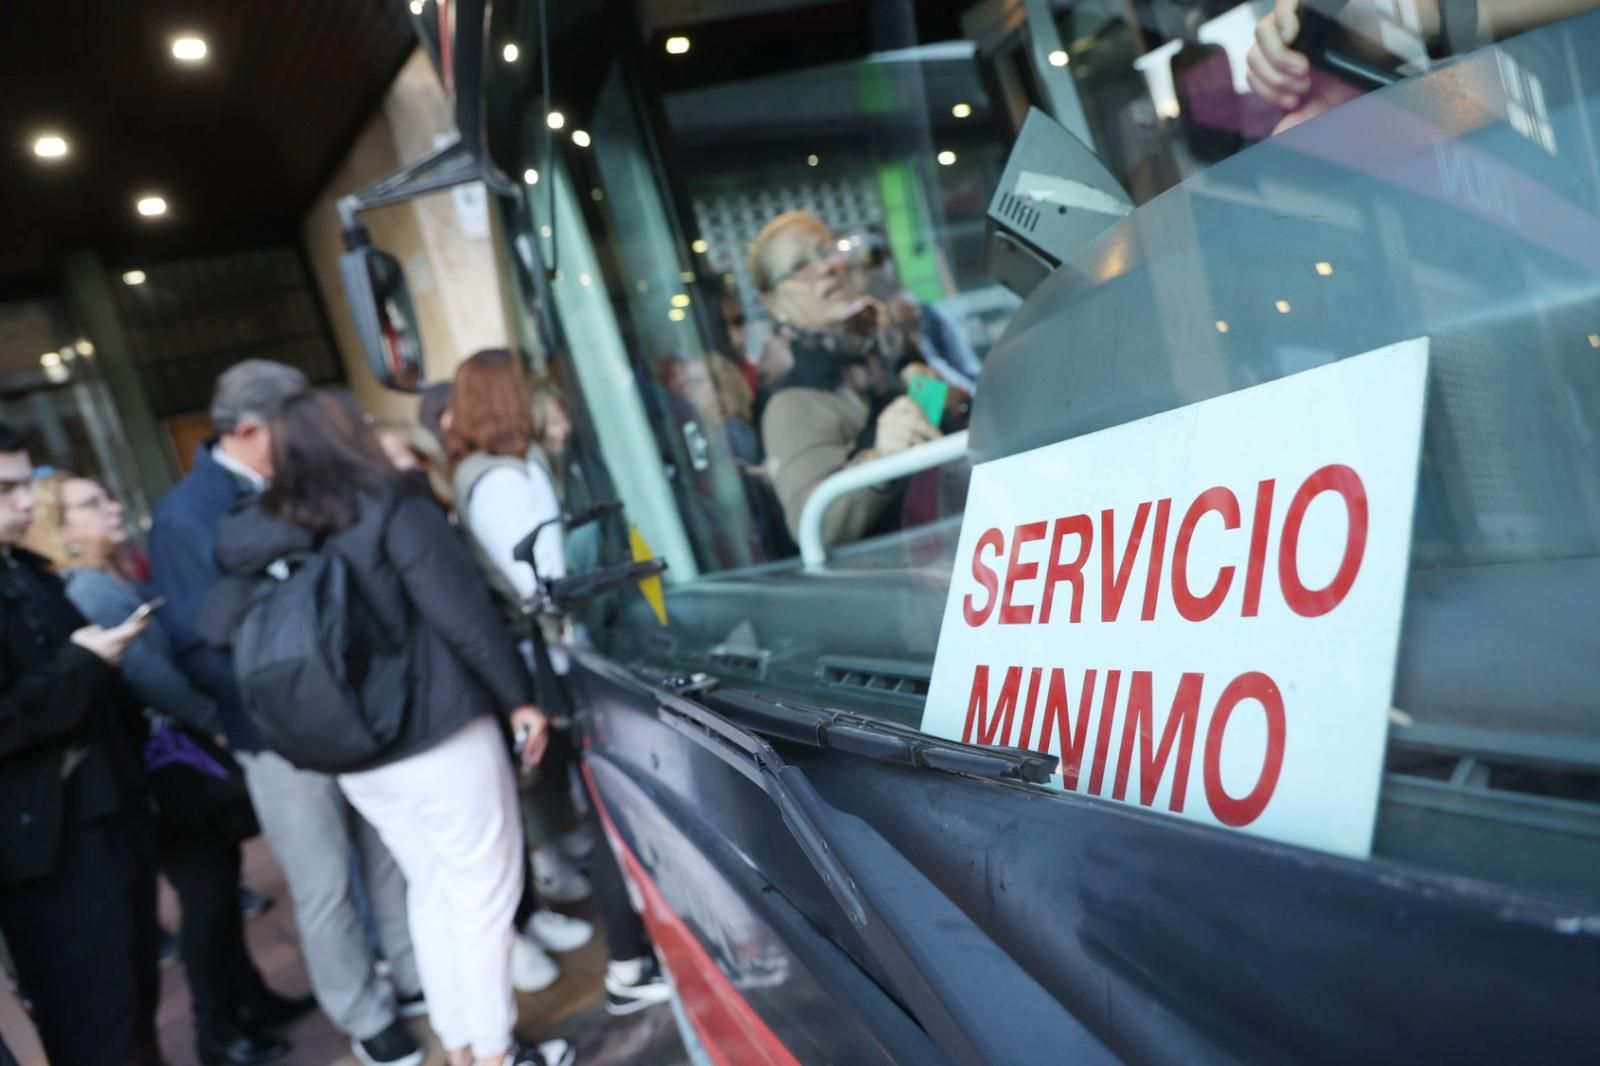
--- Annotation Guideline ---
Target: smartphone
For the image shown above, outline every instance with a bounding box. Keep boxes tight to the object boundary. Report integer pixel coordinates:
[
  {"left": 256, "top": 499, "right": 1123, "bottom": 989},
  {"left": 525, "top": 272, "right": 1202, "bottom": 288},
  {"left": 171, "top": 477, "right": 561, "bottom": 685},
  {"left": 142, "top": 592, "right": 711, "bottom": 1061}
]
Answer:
[
  {"left": 908, "top": 374, "right": 949, "bottom": 429},
  {"left": 125, "top": 597, "right": 166, "bottom": 626}
]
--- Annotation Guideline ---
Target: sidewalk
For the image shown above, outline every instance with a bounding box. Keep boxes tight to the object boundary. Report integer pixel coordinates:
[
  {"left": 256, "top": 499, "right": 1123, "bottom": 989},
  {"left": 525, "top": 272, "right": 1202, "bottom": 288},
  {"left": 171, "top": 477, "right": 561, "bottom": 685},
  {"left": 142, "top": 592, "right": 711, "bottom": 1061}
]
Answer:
[{"left": 2, "top": 838, "right": 688, "bottom": 1065}]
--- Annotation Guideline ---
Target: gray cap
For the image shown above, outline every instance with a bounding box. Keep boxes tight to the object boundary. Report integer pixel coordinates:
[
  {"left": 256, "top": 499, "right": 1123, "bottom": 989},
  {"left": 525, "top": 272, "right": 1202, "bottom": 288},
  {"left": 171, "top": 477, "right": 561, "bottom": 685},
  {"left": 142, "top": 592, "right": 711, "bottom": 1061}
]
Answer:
[{"left": 210, "top": 360, "right": 310, "bottom": 433}]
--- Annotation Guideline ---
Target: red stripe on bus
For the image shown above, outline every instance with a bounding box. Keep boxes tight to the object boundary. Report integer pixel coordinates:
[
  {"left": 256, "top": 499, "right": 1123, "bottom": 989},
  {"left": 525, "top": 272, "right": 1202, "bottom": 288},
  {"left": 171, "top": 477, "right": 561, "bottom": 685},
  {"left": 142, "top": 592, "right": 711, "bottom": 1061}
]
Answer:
[{"left": 581, "top": 762, "right": 802, "bottom": 1066}]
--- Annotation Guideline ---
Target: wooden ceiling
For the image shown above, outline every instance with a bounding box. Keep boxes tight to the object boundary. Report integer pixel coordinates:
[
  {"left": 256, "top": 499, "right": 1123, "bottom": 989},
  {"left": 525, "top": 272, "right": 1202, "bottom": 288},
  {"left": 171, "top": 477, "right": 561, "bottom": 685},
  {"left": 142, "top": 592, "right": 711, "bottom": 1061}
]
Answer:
[{"left": 0, "top": 0, "right": 415, "bottom": 288}]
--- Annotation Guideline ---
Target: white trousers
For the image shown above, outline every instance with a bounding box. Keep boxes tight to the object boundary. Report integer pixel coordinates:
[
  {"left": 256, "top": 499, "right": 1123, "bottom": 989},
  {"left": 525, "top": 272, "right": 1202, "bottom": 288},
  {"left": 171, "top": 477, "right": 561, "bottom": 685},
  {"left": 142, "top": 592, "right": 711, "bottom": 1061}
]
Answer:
[{"left": 339, "top": 716, "right": 523, "bottom": 1057}]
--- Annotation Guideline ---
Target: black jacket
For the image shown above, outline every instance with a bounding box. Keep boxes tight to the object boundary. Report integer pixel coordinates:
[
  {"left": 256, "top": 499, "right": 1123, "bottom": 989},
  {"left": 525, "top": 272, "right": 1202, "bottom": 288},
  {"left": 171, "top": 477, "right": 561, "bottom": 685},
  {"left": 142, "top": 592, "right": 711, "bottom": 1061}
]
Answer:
[
  {"left": 0, "top": 549, "right": 144, "bottom": 884},
  {"left": 205, "top": 483, "right": 533, "bottom": 769}
]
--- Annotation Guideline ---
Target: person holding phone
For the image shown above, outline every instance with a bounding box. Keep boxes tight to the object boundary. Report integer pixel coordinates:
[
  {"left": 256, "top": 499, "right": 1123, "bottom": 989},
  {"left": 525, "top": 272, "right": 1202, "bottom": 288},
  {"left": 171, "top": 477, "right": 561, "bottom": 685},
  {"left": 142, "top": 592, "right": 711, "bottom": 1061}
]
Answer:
[
  {"left": 0, "top": 424, "right": 163, "bottom": 1066},
  {"left": 748, "top": 210, "right": 944, "bottom": 549},
  {"left": 25, "top": 471, "right": 308, "bottom": 1066}
]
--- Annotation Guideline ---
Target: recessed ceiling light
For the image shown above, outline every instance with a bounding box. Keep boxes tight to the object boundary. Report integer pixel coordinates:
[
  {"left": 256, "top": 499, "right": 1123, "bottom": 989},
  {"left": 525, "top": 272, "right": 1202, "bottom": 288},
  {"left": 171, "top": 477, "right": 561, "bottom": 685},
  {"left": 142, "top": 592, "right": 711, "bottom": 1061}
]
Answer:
[
  {"left": 671, "top": 294, "right": 690, "bottom": 308},
  {"left": 665, "top": 36, "right": 690, "bottom": 55},
  {"left": 1215, "top": 320, "right": 1230, "bottom": 333},
  {"left": 806, "top": 153, "right": 819, "bottom": 167},
  {"left": 1275, "top": 299, "right": 1292, "bottom": 314},
  {"left": 571, "top": 129, "right": 591, "bottom": 147},
  {"left": 1589, "top": 333, "right": 1600, "bottom": 349},
  {"left": 1314, "top": 261, "right": 1334, "bottom": 276},
  {"left": 122, "top": 270, "right": 147, "bottom": 286},
  {"left": 546, "top": 111, "right": 565, "bottom": 130},
  {"left": 171, "top": 36, "right": 207, "bottom": 62},
  {"left": 690, "top": 238, "right": 708, "bottom": 254},
  {"left": 540, "top": 225, "right": 553, "bottom": 238},
  {"left": 409, "top": 0, "right": 424, "bottom": 13},
  {"left": 591, "top": 188, "right": 604, "bottom": 201},
  {"left": 952, "top": 102, "right": 973, "bottom": 119},
  {"left": 523, "top": 168, "right": 539, "bottom": 185},
  {"left": 668, "top": 308, "right": 687, "bottom": 321},
  {"left": 32, "top": 134, "right": 68, "bottom": 159},
  {"left": 503, "top": 43, "right": 519, "bottom": 63},
  {"left": 74, "top": 339, "right": 94, "bottom": 356},
  {"left": 136, "top": 196, "right": 167, "bottom": 217},
  {"left": 579, "top": 272, "right": 592, "bottom": 287},
  {"left": 1048, "top": 50, "right": 1069, "bottom": 67},
  {"left": 40, "top": 352, "right": 61, "bottom": 369},
  {"left": 937, "top": 150, "right": 957, "bottom": 166}
]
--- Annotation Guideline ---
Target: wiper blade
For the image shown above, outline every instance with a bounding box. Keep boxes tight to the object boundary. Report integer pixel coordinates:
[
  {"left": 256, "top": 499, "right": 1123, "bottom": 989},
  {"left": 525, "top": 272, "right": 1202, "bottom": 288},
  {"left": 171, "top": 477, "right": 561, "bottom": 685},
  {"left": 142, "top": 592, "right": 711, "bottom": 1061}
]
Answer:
[{"left": 700, "top": 685, "right": 1057, "bottom": 786}]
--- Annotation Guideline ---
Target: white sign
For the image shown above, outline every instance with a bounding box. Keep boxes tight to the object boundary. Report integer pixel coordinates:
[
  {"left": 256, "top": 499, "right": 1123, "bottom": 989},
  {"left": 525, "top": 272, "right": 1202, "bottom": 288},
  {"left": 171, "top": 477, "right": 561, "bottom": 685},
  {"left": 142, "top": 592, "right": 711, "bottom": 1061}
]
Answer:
[{"left": 922, "top": 340, "right": 1430, "bottom": 857}]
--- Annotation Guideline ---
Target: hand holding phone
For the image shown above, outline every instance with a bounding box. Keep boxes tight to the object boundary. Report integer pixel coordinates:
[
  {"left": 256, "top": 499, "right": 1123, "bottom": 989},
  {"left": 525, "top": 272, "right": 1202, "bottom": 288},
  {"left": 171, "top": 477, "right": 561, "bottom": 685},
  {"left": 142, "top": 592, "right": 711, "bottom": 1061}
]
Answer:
[
  {"left": 907, "top": 373, "right": 950, "bottom": 429},
  {"left": 125, "top": 597, "right": 166, "bottom": 627}
]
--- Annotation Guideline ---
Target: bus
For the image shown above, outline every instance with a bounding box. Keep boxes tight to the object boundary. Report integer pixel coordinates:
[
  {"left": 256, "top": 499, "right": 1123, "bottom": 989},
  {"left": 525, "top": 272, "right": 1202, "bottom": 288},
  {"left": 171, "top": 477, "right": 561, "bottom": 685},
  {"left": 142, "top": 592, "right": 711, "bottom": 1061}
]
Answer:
[{"left": 340, "top": 1, "right": 1600, "bottom": 1061}]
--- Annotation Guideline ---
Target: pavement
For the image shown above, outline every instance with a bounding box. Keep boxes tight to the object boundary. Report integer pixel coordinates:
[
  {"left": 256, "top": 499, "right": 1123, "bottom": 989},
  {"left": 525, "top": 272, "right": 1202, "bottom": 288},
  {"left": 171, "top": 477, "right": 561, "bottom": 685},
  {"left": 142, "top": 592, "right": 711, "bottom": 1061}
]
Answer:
[{"left": 0, "top": 837, "right": 689, "bottom": 1066}]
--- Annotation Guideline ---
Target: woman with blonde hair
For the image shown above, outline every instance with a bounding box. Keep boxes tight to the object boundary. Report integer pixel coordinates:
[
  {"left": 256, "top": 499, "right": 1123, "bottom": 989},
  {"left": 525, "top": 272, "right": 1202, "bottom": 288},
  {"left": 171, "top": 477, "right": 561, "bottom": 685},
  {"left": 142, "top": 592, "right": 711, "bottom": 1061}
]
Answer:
[{"left": 26, "top": 471, "right": 309, "bottom": 1066}]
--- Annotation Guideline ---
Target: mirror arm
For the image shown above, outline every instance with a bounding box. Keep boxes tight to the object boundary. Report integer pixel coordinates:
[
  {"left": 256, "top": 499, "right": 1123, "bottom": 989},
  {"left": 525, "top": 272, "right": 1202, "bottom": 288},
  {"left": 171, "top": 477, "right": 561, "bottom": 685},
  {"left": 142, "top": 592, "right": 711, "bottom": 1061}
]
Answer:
[{"left": 337, "top": 138, "right": 516, "bottom": 248}]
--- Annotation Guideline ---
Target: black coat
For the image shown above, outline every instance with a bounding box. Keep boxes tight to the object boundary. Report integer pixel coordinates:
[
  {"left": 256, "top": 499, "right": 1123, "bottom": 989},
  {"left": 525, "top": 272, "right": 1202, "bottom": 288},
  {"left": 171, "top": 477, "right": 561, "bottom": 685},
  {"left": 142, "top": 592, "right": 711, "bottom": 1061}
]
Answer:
[
  {"left": 205, "top": 483, "right": 533, "bottom": 770},
  {"left": 0, "top": 549, "right": 144, "bottom": 884}
]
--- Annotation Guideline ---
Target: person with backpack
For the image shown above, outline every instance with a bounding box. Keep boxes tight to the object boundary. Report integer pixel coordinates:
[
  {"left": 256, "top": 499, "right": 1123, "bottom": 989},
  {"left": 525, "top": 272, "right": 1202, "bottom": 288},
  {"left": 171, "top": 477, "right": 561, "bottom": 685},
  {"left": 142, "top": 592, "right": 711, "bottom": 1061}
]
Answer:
[
  {"left": 149, "top": 360, "right": 426, "bottom": 1066},
  {"left": 446, "top": 350, "right": 670, "bottom": 1017},
  {"left": 204, "top": 390, "right": 574, "bottom": 1066}
]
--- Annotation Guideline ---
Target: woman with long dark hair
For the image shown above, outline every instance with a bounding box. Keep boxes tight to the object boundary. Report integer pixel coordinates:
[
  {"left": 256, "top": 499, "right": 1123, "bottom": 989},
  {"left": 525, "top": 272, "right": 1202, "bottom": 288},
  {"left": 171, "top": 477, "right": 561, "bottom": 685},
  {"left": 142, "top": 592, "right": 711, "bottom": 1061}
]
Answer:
[{"left": 211, "top": 392, "right": 573, "bottom": 1066}]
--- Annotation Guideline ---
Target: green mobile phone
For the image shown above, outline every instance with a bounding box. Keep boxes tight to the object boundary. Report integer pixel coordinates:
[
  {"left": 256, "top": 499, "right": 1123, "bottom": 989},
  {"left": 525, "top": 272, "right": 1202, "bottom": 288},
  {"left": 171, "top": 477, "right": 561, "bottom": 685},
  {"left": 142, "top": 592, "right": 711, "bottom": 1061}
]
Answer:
[{"left": 908, "top": 374, "right": 949, "bottom": 428}]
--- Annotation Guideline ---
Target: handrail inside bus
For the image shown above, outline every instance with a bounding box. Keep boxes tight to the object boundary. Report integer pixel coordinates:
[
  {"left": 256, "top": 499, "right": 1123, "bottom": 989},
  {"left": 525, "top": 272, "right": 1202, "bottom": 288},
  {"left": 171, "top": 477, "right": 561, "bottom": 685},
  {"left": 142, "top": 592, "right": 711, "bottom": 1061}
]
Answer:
[{"left": 798, "top": 430, "right": 970, "bottom": 568}]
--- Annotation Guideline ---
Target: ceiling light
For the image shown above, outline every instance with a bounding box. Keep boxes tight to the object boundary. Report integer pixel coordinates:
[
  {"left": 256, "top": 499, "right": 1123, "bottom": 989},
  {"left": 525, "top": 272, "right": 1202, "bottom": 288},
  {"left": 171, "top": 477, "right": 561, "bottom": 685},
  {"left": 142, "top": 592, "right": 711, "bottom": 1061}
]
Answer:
[
  {"left": 503, "top": 43, "right": 519, "bottom": 63},
  {"left": 136, "top": 196, "right": 167, "bottom": 217},
  {"left": 523, "top": 168, "right": 539, "bottom": 185},
  {"left": 806, "top": 153, "right": 819, "bottom": 167},
  {"left": 679, "top": 271, "right": 694, "bottom": 283},
  {"left": 590, "top": 188, "right": 604, "bottom": 201},
  {"left": 1215, "top": 320, "right": 1230, "bottom": 333},
  {"left": 546, "top": 111, "right": 565, "bottom": 130},
  {"left": 952, "top": 102, "right": 973, "bottom": 119},
  {"left": 1048, "top": 50, "right": 1069, "bottom": 67},
  {"left": 665, "top": 36, "right": 691, "bottom": 55},
  {"left": 668, "top": 308, "right": 687, "bottom": 321},
  {"left": 691, "top": 238, "right": 708, "bottom": 253},
  {"left": 1589, "top": 333, "right": 1600, "bottom": 349},
  {"left": 540, "top": 225, "right": 553, "bottom": 238},
  {"left": 122, "top": 270, "right": 147, "bottom": 286},
  {"left": 571, "top": 129, "right": 591, "bottom": 147},
  {"left": 32, "top": 134, "right": 68, "bottom": 159},
  {"left": 579, "top": 272, "right": 592, "bottom": 287},
  {"left": 1275, "top": 299, "right": 1292, "bottom": 314},
  {"left": 74, "top": 339, "right": 94, "bottom": 356},
  {"left": 837, "top": 239, "right": 851, "bottom": 251},
  {"left": 1314, "top": 261, "right": 1334, "bottom": 276},
  {"left": 40, "top": 352, "right": 61, "bottom": 369},
  {"left": 937, "top": 150, "right": 957, "bottom": 166},
  {"left": 671, "top": 293, "right": 690, "bottom": 308},
  {"left": 409, "top": 0, "right": 424, "bottom": 13},
  {"left": 171, "top": 36, "right": 208, "bottom": 62}
]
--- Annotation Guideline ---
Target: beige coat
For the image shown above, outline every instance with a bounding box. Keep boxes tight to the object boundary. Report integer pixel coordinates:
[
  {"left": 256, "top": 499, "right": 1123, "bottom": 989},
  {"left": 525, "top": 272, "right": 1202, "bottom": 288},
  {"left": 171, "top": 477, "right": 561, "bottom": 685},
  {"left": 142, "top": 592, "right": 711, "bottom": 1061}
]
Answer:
[{"left": 761, "top": 386, "right": 894, "bottom": 550}]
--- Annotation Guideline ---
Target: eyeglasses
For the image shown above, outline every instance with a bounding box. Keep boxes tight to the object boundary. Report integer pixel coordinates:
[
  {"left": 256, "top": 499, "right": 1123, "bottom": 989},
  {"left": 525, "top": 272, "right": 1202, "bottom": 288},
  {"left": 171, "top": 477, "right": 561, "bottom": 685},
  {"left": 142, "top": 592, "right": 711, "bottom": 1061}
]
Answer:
[
  {"left": 767, "top": 243, "right": 848, "bottom": 288},
  {"left": 62, "top": 491, "right": 115, "bottom": 513}
]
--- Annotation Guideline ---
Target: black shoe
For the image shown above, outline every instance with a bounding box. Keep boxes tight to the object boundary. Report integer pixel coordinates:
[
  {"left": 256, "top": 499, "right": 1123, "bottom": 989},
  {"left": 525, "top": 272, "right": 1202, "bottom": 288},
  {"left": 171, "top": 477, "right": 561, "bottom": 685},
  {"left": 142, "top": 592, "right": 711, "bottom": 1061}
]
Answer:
[
  {"left": 605, "top": 954, "right": 671, "bottom": 1016},
  {"left": 196, "top": 1022, "right": 289, "bottom": 1066},
  {"left": 510, "top": 1038, "right": 575, "bottom": 1066},
  {"left": 352, "top": 1021, "right": 424, "bottom": 1066},
  {"left": 239, "top": 887, "right": 275, "bottom": 920},
  {"left": 235, "top": 988, "right": 317, "bottom": 1032}
]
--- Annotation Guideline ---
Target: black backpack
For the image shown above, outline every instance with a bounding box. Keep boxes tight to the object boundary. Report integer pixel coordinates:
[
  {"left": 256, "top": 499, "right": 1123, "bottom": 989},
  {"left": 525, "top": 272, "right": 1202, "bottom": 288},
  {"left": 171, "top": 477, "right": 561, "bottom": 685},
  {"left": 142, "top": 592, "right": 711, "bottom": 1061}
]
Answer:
[{"left": 230, "top": 546, "right": 411, "bottom": 773}]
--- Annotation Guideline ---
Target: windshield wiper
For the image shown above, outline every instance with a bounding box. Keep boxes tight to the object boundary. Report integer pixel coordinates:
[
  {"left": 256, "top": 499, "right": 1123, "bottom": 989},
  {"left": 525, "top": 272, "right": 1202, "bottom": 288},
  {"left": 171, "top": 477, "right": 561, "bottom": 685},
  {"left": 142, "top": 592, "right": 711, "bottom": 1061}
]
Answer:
[{"left": 651, "top": 672, "right": 1056, "bottom": 785}]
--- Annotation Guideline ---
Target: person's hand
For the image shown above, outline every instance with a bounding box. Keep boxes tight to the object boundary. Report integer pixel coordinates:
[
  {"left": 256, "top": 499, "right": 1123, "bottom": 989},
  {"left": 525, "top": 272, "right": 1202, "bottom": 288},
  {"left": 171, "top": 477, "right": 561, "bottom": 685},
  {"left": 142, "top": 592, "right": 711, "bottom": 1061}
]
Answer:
[
  {"left": 874, "top": 395, "right": 941, "bottom": 458},
  {"left": 509, "top": 706, "right": 550, "bottom": 769},
  {"left": 70, "top": 618, "right": 150, "bottom": 665},
  {"left": 1247, "top": 0, "right": 1311, "bottom": 111}
]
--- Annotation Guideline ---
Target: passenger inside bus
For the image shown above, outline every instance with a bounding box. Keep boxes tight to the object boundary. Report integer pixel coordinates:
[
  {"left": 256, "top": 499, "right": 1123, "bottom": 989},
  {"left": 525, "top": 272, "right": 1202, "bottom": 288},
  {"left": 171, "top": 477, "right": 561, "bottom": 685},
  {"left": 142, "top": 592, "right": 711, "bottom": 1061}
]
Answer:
[{"left": 749, "top": 210, "right": 946, "bottom": 548}]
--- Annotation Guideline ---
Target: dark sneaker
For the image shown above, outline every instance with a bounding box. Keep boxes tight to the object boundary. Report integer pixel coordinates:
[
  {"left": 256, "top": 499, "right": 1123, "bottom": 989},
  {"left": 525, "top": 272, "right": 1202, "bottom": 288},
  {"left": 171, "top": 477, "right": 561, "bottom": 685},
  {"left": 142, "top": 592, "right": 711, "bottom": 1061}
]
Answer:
[
  {"left": 235, "top": 988, "right": 317, "bottom": 1032},
  {"left": 352, "top": 1022, "right": 424, "bottom": 1066},
  {"left": 238, "top": 887, "right": 275, "bottom": 920},
  {"left": 196, "top": 1021, "right": 289, "bottom": 1066},
  {"left": 604, "top": 954, "right": 671, "bottom": 1016},
  {"left": 510, "top": 1038, "right": 575, "bottom": 1066},
  {"left": 396, "top": 991, "right": 429, "bottom": 1019}
]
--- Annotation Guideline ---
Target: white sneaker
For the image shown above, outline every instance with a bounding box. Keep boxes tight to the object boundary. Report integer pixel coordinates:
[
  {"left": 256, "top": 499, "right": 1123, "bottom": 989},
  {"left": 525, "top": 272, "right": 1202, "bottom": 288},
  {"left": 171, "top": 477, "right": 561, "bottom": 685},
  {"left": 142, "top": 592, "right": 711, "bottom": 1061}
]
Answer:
[
  {"left": 532, "top": 845, "right": 592, "bottom": 904},
  {"left": 524, "top": 909, "right": 594, "bottom": 953},
  {"left": 605, "top": 954, "right": 672, "bottom": 1016},
  {"left": 511, "top": 934, "right": 560, "bottom": 992}
]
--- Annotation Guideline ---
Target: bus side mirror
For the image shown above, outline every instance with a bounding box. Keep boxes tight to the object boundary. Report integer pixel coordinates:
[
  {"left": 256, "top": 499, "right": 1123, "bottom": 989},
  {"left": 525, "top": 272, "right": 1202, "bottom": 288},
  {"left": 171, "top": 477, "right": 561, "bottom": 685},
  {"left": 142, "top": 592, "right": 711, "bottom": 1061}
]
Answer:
[{"left": 340, "top": 244, "right": 424, "bottom": 392}]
